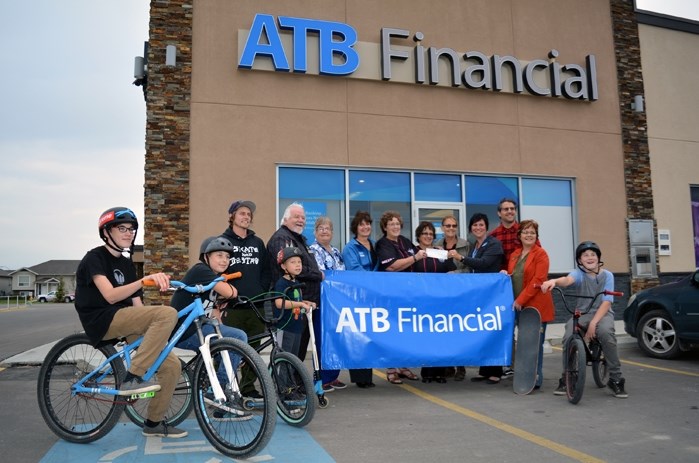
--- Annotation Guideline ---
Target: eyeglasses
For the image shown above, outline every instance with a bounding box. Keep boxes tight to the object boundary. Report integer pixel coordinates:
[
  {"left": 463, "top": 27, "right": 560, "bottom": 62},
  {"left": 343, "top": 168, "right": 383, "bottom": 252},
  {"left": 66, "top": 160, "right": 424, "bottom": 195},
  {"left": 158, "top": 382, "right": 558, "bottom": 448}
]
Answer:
[
  {"left": 115, "top": 225, "right": 137, "bottom": 234},
  {"left": 520, "top": 230, "right": 537, "bottom": 236},
  {"left": 316, "top": 226, "right": 332, "bottom": 232},
  {"left": 443, "top": 224, "right": 457, "bottom": 228}
]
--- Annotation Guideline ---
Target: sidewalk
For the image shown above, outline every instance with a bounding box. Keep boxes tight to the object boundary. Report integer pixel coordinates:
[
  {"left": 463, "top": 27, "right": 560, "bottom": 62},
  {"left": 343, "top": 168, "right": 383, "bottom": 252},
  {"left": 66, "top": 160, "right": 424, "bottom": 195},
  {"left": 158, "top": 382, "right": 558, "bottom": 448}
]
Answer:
[{"left": 0, "top": 321, "right": 630, "bottom": 367}]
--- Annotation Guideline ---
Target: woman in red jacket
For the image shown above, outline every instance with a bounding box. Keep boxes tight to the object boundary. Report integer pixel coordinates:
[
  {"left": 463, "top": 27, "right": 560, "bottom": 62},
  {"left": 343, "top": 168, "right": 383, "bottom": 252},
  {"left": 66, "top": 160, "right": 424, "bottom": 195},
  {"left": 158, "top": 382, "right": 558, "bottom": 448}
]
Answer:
[{"left": 506, "top": 219, "right": 554, "bottom": 390}]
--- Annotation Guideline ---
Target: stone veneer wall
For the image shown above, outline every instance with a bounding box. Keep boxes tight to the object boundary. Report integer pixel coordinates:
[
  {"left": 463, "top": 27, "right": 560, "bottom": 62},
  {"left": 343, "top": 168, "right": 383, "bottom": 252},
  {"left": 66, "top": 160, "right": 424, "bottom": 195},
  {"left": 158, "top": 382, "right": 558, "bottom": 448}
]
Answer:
[
  {"left": 610, "top": 0, "right": 660, "bottom": 294},
  {"left": 143, "top": 0, "right": 193, "bottom": 302}
]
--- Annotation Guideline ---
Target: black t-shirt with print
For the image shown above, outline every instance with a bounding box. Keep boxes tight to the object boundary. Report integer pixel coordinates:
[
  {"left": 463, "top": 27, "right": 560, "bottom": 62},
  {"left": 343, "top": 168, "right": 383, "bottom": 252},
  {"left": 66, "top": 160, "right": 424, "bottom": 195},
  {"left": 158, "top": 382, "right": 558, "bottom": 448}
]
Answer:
[{"left": 74, "top": 246, "right": 142, "bottom": 345}]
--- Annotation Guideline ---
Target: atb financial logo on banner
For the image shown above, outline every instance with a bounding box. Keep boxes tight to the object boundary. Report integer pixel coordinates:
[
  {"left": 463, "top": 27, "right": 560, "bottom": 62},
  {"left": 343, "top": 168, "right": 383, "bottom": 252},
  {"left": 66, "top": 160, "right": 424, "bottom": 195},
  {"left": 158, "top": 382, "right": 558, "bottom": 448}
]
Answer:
[{"left": 320, "top": 270, "right": 515, "bottom": 369}]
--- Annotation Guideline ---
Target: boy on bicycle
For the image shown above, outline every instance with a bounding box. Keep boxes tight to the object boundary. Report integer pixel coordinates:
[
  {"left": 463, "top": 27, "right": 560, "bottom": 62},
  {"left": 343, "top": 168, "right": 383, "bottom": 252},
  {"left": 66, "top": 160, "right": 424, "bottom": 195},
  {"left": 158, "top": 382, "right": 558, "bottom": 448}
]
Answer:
[
  {"left": 540, "top": 241, "right": 627, "bottom": 398},
  {"left": 74, "top": 207, "right": 187, "bottom": 438},
  {"left": 170, "top": 236, "right": 251, "bottom": 420},
  {"left": 273, "top": 246, "right": 315, "bottom": 359}
]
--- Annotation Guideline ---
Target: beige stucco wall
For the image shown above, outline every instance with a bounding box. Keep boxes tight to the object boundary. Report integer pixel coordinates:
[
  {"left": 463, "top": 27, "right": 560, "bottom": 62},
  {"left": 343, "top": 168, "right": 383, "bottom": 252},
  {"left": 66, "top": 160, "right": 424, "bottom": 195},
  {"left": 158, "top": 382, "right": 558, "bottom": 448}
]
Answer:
[
  {"left": 639, "top": 23, "right": 699, "bottom": 272},
  {"left": 188, "top": 0, "right": 629, "bottom": 271}
]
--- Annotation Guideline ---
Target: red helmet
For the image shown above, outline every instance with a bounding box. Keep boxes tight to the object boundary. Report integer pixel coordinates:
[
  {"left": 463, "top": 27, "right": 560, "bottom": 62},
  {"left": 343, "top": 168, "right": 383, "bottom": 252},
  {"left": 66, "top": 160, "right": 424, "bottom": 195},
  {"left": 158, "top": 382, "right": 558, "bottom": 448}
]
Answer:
[{"left": 98, "top": 207, "right": 138, "bottom": 252}]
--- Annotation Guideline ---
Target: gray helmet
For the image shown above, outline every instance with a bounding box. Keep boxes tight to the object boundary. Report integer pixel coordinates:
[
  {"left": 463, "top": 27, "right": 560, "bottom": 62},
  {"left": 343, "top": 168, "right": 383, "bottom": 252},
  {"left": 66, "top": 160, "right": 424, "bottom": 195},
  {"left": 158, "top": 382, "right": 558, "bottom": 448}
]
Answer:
[
  {"left": 575, "top": 241, "right": 601, "bottom": 261},
  {"left": 199, "top": 236, "right": 234, "bottom": 258},
  {"left": 276, "top": 246, "right": 302, "bottom": 264}
]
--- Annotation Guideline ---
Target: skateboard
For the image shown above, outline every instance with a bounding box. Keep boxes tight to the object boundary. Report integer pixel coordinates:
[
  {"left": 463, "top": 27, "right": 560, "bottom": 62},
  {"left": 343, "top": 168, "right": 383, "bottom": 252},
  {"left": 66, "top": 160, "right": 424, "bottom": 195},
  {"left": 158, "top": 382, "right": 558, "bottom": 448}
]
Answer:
[{"left": 513, "top": 307, "right": 542, "bottom": 395}]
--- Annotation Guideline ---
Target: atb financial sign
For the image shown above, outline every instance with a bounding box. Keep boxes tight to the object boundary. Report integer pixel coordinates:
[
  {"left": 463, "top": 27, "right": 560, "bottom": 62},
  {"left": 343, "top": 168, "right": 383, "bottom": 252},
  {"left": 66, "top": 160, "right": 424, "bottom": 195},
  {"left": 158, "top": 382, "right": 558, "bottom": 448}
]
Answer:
[{"left": 238, "top": 13, "right": 598, "bottom": 101}]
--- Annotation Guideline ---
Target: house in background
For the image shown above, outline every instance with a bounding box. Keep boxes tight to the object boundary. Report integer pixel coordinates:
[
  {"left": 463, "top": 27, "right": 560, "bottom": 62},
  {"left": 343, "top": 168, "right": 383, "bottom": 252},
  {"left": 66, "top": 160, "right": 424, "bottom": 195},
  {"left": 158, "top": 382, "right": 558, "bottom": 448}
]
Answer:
[
  {"left": 10, "top": 260, "right": 80, "bottom": 298},
  {"left": 5, "top": 246, "right": 144, "bottom": 298}
]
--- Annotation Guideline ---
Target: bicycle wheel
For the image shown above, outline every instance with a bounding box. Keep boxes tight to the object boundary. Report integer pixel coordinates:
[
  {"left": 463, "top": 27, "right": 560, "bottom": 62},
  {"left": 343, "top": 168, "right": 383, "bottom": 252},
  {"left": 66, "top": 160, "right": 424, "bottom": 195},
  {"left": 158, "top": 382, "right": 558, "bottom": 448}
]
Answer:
[
  {"left": 37, "top": 333, "right": 125, "bottom": 443},
  {"left": 565, "top": 337, "right": 587, "bottom": 404},
  {"left": 124, "top": 359, "right": 194, "bottom": 427},
  {"left": 590, "top": 341, "right": 609, "bottom": 388},
  {"left": 192, "top": 338, "right": 276, "bottom": 459},
  {"left": 271, "top": 351, "right": 315, "bottom": 427}
]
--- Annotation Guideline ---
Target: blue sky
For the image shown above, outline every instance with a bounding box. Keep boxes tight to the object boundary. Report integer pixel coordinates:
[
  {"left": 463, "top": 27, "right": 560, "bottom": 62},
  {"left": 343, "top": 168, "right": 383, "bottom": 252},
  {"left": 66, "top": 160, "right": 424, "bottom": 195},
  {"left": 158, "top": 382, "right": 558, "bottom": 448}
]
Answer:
[{"left": 0, "top": 1, "right": 696, "bottom": 270}]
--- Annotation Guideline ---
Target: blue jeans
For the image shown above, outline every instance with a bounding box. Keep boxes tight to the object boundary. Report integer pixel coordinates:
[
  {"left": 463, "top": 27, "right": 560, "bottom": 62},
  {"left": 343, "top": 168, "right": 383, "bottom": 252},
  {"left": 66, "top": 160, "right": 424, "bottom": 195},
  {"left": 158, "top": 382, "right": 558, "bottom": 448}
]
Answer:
[{"left": 176, "top": 323, "right": 248, "bottom": 386}]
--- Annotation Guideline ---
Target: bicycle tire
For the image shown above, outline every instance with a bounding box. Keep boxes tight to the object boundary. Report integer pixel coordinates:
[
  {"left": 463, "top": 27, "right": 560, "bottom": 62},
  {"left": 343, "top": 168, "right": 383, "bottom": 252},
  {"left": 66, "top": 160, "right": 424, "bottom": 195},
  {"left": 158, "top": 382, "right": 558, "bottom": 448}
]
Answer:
[
  {"left": 590, "top": 341, "right": 609, "bottom": 388},
  {"left": 37, "top": 333, "right": 126, "bottom": 443},
  {"left": 565, "top": 337, "right": 587, "bottom": 404},
  {"left": 271, "top": 351, "right": 316, "bottom": 427},
  {"left": 192, "top": 338, "right": 276, "bottom": 459},
  {"left": 124, "top": 359, "right": 194, "bottom": 427}
]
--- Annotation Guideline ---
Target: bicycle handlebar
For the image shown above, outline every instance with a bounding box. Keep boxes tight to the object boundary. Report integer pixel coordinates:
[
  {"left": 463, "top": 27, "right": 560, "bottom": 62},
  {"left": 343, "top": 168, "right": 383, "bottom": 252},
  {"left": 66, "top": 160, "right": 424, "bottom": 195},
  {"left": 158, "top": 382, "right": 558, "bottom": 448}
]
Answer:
[{"left": 142, "top": 272, "right": 242, "bottom": 293}]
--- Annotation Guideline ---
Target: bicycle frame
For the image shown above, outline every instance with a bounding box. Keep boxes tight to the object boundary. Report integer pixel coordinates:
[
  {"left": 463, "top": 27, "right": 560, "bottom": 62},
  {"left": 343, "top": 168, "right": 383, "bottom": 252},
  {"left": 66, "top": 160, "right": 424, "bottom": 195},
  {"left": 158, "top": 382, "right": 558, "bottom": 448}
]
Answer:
[{"left": 71, "top": 273, "right": 241, "bottom": 404}]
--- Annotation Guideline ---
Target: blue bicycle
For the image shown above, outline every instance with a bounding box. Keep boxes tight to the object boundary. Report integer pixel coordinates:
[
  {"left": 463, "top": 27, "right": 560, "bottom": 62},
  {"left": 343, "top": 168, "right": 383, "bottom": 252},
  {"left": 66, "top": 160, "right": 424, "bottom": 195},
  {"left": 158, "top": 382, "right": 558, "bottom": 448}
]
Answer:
[{"left": 36, "top": 274, "right": 276, "bottom": 459}]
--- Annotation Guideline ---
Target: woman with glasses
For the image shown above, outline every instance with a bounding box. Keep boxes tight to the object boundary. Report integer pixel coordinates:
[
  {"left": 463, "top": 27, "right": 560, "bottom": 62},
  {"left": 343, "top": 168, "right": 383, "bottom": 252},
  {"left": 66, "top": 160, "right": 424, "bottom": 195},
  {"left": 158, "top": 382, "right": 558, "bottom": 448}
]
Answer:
[
  {"left": 433, "top": 215, "right": 471, "bottom": 381},
  {"left": 412, "top": 221, "right": 450, "bottom": 274},
  {"left": 504, "top": 219, "right": 554, "bottom": 390},
  {"left": 342, "top": 211, "right": 378, "bottom": 388},
  {"left": 309, "top": 217, "right": 347, "bottom": 392},
  {"left": 412, "top": 221, "right": 449, "bottom": 383},
  {"left": 375, "top": 210, "right": 425, "bottom": 384},
  {"left": 434, "top": 215, "right": 470, "bottom": 273}
]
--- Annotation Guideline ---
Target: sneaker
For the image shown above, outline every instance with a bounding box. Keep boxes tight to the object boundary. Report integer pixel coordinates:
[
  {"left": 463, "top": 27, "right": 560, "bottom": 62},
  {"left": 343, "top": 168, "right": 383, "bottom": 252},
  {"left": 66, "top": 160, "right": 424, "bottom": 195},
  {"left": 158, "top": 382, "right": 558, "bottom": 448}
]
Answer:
[
  {"left": 553, "top": 377, "right": 566, "bottom": 396},
  {"left": 204, "top": 392, "right": 252, "bottom": 418},
  {"left": 118, "top": 372, "right": 161, "bottom": 396},
  {"left": 321, "top": 383, "right": 335, "bottom": 393},
  {"left": 607, "top": 378, "right": 628, "bottom": 398},
  {"left": 502, "top": 368, "right": 514, "bottom": 378},
  {"left": 142, "top": 422, "right": 188, "bottom": 438},
  {"left": 329, "top": 380, "right": 347, "bottom": 390}
]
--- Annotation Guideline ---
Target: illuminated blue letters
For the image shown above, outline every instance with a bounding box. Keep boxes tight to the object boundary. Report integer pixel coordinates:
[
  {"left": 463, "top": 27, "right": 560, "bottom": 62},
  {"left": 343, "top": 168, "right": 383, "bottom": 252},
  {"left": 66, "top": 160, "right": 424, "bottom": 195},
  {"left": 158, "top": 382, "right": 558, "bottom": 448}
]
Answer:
[{"left": 239, "top": 14, "right": 359, "bottom": 75}]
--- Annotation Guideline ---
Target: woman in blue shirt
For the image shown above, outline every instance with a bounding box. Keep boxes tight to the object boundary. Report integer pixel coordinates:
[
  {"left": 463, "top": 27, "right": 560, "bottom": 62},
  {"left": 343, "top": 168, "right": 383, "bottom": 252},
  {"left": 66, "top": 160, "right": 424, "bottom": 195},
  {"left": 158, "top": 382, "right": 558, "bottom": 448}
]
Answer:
[{"left": 341, "top": 211, "right": 378, "bottom": 388}]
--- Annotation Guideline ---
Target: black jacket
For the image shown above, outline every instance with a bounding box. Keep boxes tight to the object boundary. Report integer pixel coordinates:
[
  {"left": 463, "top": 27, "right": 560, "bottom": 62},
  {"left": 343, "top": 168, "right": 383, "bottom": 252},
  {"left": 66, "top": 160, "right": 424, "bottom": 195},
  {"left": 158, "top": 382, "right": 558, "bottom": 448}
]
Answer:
[{"left": 221, "top": 227, "right": 272, "bottom": 299}]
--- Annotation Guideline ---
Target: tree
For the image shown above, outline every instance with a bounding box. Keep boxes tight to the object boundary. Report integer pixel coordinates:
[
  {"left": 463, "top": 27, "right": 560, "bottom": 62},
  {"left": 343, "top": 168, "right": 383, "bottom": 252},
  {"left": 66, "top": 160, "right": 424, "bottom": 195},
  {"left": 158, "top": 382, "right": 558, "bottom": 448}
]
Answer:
[{"left": 55, "top": 279, "right": 66, "bottom": 302}]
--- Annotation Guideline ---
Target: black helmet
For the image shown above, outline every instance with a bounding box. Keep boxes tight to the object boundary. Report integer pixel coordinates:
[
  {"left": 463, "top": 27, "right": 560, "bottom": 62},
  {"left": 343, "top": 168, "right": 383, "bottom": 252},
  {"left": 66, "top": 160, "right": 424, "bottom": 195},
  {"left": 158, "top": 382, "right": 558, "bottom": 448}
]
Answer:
[
  {"left": 199, "top": 236, "right": 234, "bottom": 258},
  {"left": 575, "top": 241, "right": 601, "bottom": 261},
  {"left": 98, "top": 207, "right": 138, "bottom": 254},
  {"left": 277, "top": 246, "right": 302, "bottom": 264}
]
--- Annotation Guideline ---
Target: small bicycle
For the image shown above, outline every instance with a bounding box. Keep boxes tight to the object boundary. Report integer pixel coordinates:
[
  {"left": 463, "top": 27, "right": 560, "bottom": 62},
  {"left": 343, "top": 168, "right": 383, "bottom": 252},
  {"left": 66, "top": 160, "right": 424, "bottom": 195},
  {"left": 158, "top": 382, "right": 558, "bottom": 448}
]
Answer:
[
  {"left": 36, "top": 274, "right": 277, "bottom": 459},
  {"left": 552, "top": 286, "right": 623, "bottom": 404},
  {"left": 229, "top": 284, "right": 323, "bottom": 428}
]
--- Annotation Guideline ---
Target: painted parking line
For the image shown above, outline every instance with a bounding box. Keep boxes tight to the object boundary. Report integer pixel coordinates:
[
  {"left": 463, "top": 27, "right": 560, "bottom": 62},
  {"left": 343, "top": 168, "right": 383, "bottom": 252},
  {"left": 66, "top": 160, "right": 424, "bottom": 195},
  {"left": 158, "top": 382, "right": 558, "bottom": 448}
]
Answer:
[
  {"left": 373, "top": 370, "right": 605, "bottom": 463},
  {"left": 40, "top": 419, "right": 334, "bottom": 463}
]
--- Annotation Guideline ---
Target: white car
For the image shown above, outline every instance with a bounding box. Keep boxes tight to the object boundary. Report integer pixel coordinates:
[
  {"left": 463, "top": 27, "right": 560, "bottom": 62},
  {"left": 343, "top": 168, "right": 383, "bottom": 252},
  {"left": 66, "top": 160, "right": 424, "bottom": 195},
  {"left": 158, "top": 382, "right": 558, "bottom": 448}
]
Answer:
[
  {"left": 36, "top": 291, "right": 74, "bottom": 303},
  {"left": 37, "top": 291, "right": 57, "bottom": 302}
]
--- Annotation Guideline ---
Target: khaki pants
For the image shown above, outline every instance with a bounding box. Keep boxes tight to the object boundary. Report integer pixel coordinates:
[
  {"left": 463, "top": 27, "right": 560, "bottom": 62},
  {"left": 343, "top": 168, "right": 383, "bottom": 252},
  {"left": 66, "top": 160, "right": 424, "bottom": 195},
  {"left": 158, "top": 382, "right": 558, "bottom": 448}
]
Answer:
[{"left": 104, "top": 305, "right": 179, "bottom": 422}]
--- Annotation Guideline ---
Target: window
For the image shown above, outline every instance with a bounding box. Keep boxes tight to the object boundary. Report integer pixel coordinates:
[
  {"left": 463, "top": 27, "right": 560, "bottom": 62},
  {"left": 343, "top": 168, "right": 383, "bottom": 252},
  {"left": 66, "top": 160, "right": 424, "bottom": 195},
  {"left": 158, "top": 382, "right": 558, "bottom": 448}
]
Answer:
[
  {"left": 348, "top": 170, "right": 411, "bottom": 242},
  {"left": 17, "top": 275, "right": 30, "bottom": 288},
  {"left": 465, "top": 175, "right": 519, "bottom": 229},
  {"left": 277, "top": 167, "right": 576, "bottom": 270},
  {"left": 278, "top": 167, "right": 346, "bottom": 247}
]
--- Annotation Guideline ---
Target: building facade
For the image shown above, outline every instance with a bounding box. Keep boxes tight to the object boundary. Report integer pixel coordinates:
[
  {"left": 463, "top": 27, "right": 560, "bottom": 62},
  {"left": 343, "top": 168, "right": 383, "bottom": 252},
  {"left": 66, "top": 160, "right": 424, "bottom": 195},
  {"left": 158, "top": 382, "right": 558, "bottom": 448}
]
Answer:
[{"left": 140, "top": 0, "right": 698, "bottom": 301}]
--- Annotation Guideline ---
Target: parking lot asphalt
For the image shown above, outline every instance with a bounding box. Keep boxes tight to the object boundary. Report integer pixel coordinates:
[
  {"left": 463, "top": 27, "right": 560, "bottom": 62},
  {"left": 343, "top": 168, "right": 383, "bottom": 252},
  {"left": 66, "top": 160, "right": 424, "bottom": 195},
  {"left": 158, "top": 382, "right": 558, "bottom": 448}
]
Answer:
[{"left": 5, "top": 321, "right": 672, "bottom": 463}]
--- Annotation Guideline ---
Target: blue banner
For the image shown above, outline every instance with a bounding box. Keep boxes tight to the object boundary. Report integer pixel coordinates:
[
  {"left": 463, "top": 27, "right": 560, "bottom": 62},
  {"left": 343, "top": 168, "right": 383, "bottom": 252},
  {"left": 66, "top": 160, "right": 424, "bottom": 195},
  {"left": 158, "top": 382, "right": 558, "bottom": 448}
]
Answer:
[{"left": 320, "top": 271, "right": 515, "bottom": 369}]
